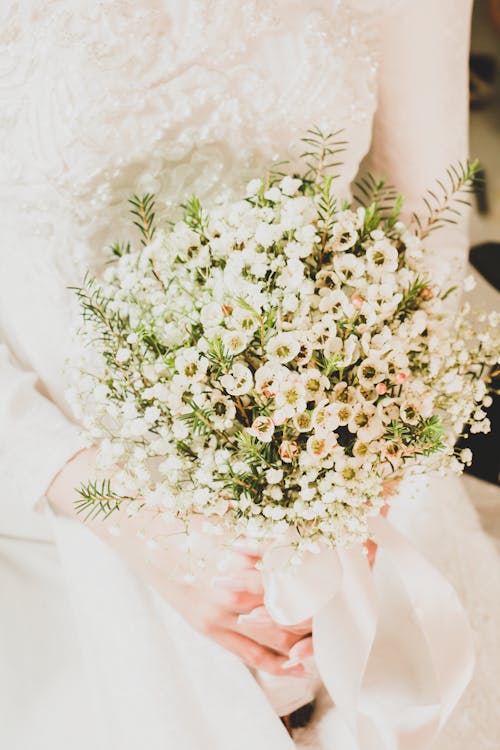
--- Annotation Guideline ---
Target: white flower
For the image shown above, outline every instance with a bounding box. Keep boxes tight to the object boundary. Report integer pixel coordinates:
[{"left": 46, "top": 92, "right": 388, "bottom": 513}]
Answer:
[
  {"left": 267, "top": 332, "right": 301, "bottom": 363},
  {"left": 275, "top": 376, "right": 307, "bottom": 413},
  {"left": 116, "top": 347, "right": 131, "bottom": 363},
  {"left": 210, "top": 391, "right": 236, "bottom": 430},
  {"left": 324, "top": 334, "right": 359, "bottom": 368},
  {"left": 200, "top": 302, "right": 225, "bottom": 328},
  {"left": 329, "top": 401, "right": 355, "bottom": 426},
  {"left": 348, "top": 404, "right": 384, "bottom": 442},
  {"left": 312, "top": 401, "right": 340, "bottom": 432},
  {"left": 255, "top": 223, "right": 282, "bottom": 248},
  {"left": 219, "top": 364, "right": 253, "bottom": 396},
  {"left": 246, "top": 178, "right": 262, "bottom": 197},
  {"left": 301, "top": 369, "right": 328, "bottom": 399},
  {"left": 263, "top": 505, "right": 287, "bottom": 520},
  {"left": 460, "top": 448, "right": 473, "bottom": 465},
  {"left": 175, "top": 348, "right": 209, "bottom": 381},
  {"left": 264, "top": 187, "right": 282, "bottom": 202},
  {"left": 284, "top": 240, "right": 310, "bottom": 259},
  {"left": 329, "top": 220, "right": 358, "bottom": 251},
  {"left": 366, "top": 239, "right": 399, "bottom": 275},
  {"left": 144, "top": 406, "right": 161, "bottom": 424},
  {"left": 248, "top": 416, "right": 275, "bottom": 443},
  {"left": 293, "top": 410, "right": 313, "bottom": 432},
  {"left": 221, "top": 329, "right": 249, "bottom": 355},
  {"left": 280, "top": 176, "right": 302, "bottom": 196},
  {"left": 333, "top": 253, "right": 364, "bottom": 283},
  {"left": 266, "top": 468, "right": 284, "bottom": 484},
  {"left": 278, "top": 440, "right": 299, "bottom": 462},
  {"left": 306, "top": 433, "right": 336, "bottom": 460},
  {"left": 357, "top": 358, "right": 386, "bottom": 388}
]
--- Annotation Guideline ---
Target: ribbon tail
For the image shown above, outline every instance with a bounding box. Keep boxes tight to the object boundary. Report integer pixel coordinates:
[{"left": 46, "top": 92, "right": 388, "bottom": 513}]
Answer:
[
  {"left": 313, "top": 546, "right": 378, "bottom": 738},
  {"left": 368, "top": 514, "right": 475, "bottom": 736}
]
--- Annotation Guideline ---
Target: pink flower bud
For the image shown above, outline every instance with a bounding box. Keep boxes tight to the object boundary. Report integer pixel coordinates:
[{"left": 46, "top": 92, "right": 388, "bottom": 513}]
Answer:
[
  {"left": 278, "top": 440, "right": 298, "bottom": 463},
  {"left": 375, "top": 383, "right": 387, "bottom": 395},
  {"left": 394, "top": 372, "right": 407, "bottom": 384},
  {"left": 351, "top": 295, "right": 364, "bottom": 310},
  {"left": 262, "top": 387, "right": 275, "bottom": 399}
]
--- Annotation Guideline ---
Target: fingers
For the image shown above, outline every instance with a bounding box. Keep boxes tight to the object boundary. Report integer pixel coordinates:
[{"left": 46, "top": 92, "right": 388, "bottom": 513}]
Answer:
[
  {"left": 237, "top": 613, "right": 302, "bottom": 655},
  {"left": 239, "top": 606, "right": 311, "bottom": 634},
  {"left": 286, "top": 636, "right": 314, "bottom": 664},
  {"left": 211, "top": 568, "right": 264, "bottom": 613},
  {"left": 209, "top": 627, "right": 305, "bottom": 677},
  {"left": 212, "top": 569, "right": 263, "bottom": 595}
]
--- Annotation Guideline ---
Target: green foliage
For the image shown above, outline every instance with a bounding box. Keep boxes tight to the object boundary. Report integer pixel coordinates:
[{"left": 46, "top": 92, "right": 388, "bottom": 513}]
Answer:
[
  {"left": 75, "top": 479, "right": 136, "bottom": 522},
  {"left": 71, "top": 275, "right": 127, "bottom": 341},
  {"left": 385, "top": 415, "right": 446, "bottom": 456},
  {"left": 179, "top": 400, "right": 217, "bottom": 438},
  {"left": 235, "top": 431, "right": 273, "bottom": 468},
  {"left": 353, "top": 174, "right": 403, "bottom": 235},
  {"left": 395, "top": 275, "right": 429, "bottom": 321},
  {"left": 109, "top": 241, "right": 131, "bottom": 258},
  {"left": 316, "top": 175, "right": 338, "bottom": 245},
  {"left": 300, "top": 126, "right": 347, "bottom": 185},
  {"left": 265, "top": 160, "right": 290, "bottom": 189},
  {"left": 412, "top": 160, "right": 479, "bottom": 239},
  {"left": 182, "top": 194, "right": 208, "bottom": 238},
  {"left": 317, "top": 351, "right": 343, "bottom": 378},
  {"left": 129, "top": 193, "right": 157, "bottom": 246},
  {"left": 206, "top": 336, "right": 234, "bottom": 375}
]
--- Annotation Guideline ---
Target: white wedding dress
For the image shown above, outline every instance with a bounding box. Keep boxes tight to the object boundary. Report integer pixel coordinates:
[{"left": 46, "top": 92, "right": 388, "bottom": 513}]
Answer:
[{"left": 1, "top": 1, "right": 499, "bottom": 748}]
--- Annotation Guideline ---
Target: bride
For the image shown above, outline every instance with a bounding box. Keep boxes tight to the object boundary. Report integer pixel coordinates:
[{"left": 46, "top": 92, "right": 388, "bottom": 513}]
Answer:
[{"left": 1, "top": 1, "right": 499, "bottom": 748}]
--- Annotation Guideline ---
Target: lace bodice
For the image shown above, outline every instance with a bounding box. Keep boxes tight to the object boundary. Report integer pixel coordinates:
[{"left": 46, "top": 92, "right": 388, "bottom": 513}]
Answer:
[{"left": 1, "top": 0, "right": 393, "bottom": 278}]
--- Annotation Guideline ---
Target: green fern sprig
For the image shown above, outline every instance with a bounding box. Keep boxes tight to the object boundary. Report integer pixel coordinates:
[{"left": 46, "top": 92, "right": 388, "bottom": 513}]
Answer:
[
  {"left": 71, "top": 275, "right": 127, "bottom": 337},
  {"left": 205, "top": 336, "right": 234, "bottom": 376},
  {"left": 412, "top": 160, "right": 479, "bottom": 239},
  {"left": 353, "top": 174, "right": 403, "bottom": 234},
  {"left": 235, "top": 431, "right": 273, "bottom": 469},
  {"left": 353, "top": 173, "right": 399, "bottom": 210},
  {"left": 300, "top": 126, "right": 347, "bottom": 185},
  {"left": 129, "top": 193, "right": 157, "bottom": 246},
  {"left": 265, "top": 160, "right": 290, "bottom": 189},
  {"left": 384, "top": 415, "right": 446, "bottom": 457},
  {"left": 317, "top": 175, "right": 338, "bottom": 247},
  {"left": 75, "top": 479, "right": 138, "bottom": 522},
  {"left": 182, "top": 194, "right": 208, "bottom": 238},
  {"left": 109, "top": 241, "right": 131, "bottom": 258},
  {"left": 395, "top": 275, "right": 430, "bottom": 321}
]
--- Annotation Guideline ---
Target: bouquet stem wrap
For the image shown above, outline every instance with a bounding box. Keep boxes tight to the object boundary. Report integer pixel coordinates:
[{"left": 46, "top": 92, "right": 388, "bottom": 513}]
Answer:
[{"left": 261, "top": 516, "right": 475, "bottom": 750}]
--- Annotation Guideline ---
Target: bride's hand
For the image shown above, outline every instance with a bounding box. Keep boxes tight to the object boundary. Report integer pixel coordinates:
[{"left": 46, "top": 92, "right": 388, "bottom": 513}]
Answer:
[{"left": 46, "top": 447, "right": 308, "bottom": 677}]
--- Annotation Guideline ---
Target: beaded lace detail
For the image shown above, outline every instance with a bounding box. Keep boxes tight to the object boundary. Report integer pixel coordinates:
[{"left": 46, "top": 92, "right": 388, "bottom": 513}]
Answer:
[{"left": 0, "top": 0, "right": 387, "bottom": 277}]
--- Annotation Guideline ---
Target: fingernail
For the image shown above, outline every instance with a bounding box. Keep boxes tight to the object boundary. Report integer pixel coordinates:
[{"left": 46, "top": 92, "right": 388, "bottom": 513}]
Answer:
[
  {"left": 288, "top": 640, "right": 314, "bottom": 662},
  {"left": 280, "top": 661, "right": 305, "bottom": 677},
  {"left": 281, "top": 658, "right": 300, "bottom": 669},
  {"left": 238, "top": 609, "right": 273, "bottom": 627}
]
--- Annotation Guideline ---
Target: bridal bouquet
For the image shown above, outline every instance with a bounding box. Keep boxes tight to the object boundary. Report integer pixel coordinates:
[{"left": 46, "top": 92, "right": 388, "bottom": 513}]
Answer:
[{"left": 67, "top": 131, "right": 499, "bottom": 553}]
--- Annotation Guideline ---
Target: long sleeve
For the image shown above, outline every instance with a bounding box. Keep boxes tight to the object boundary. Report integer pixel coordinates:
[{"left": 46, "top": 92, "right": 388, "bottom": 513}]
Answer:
[
  {"left": 362, "top": 0, "right": 474, "bottom": 276},
  {"left": 0, "top": 340, "right": 85, "bottom": 538}
]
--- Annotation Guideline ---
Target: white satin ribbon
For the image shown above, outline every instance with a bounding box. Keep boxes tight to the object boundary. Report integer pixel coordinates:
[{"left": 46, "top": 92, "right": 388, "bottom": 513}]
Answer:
[{"left": 261, "top": 515, "right": 475, "bottom": 749}]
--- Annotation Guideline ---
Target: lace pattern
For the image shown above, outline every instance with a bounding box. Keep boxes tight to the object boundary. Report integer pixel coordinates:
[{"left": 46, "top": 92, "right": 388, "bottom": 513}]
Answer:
[{"left": 0, "top": 0, "right": 389, "bottom": 279}]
